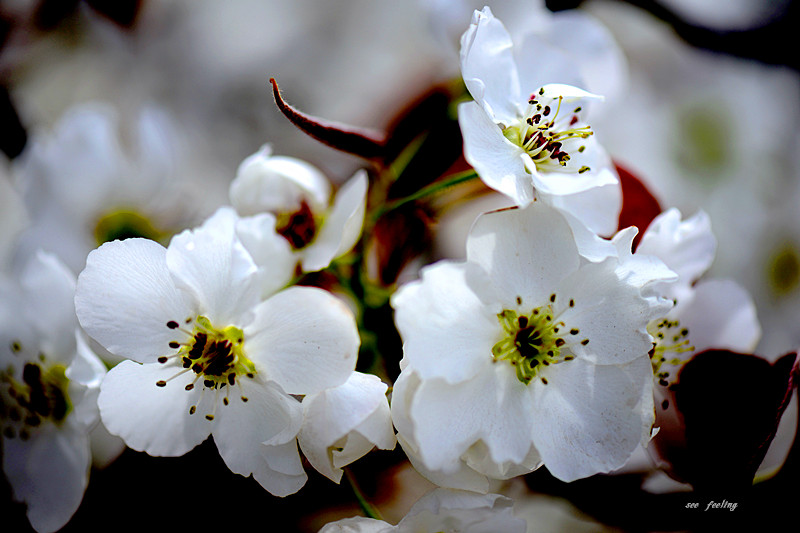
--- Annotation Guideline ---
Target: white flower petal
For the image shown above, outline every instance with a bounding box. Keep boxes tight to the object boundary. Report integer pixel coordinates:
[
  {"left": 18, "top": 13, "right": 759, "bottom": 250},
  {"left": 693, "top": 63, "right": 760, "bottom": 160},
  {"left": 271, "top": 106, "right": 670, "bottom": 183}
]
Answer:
[
  {"left": 98, "top": 361, "right": 211, "bottom": 456},
  {"left": 230, "top": 144, "right": 330, "bottom": 215},
  {"left": 460, "top": 7, "right": 521, "bottom": 124},
  {"left": 254, "top": 440, "right": 308, "bottom": 497},
  {"left": 675, "top": 278, "right": 761, "bottom": 353},
  {"left": 531, "top": 357, "right": 654, "bottom": 481},
  {"left": 542, "top": 179, "right": 622, "bottom": 237},
  {"left": 637, "top": 209, "right": 717, "bottom": 290},
  {"left": 554, "top": 259, "right": 667, "bottom": 365},
  {"left": 17, "top": 251, "right": 77, "bottom": 361},
  {"left": 391, "top": 372, "right": 490, "bottom": 493},
  {"left": 245, "top": 286, "right": 359, "bottom": 395},
  {"left": 392, "top": 261, "right": 499, "bottom": 383},
  {"left": 213, "top": 379, "right": 304, "bottom": 489},
  {"left": 3, "top": 427, "right": 90, "bottom": 533},
  {"left": 466, "top": 203, "right": 580, "bottom": 308},
  {"left": 299, "top": 372, "right": 394, "bottom": 482},
  {"left": 166, "top": 207, "right": 260, "bottom": 326},
  {"left": 515, "top": 33, "right": 584, "bottom": 95},
  {"left": 409, "top": 365, "right": 536, "bottom": 473},
  {"left": 64, "top": 331, "right": 106, "bottom": 430},
  {"left": 301, "top": 169, "right": 368, "bottom": 272},
  {"left": 235, "top": 213, "right": 296, "bottom": 298},
  {"left": 459, "top": 101, "right": 533, "bottom": 207},
  {"left": 75, "top": 238, "right": 193, "bottom": 364}
]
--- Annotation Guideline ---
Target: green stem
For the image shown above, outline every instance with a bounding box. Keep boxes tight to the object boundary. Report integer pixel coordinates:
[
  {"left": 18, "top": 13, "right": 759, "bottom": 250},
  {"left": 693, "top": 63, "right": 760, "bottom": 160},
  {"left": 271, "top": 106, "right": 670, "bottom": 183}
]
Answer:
[
  {"left": 345, "top": 468, "right": 383, "bottom": 520},
  {"left": 372, "top": 168, "right": 479, "bottom": 222}
]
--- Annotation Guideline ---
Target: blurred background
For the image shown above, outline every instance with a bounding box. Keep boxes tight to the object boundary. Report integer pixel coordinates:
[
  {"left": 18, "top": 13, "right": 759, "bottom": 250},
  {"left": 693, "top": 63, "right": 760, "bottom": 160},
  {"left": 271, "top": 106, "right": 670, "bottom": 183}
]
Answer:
[{"left": 1, "top": 1, "right": 798, "bottom": 531}]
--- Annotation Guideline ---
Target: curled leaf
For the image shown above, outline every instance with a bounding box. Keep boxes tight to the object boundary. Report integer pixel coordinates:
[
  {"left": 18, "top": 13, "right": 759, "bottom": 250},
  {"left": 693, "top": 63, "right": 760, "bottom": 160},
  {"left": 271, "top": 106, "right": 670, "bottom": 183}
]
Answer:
[{"left": 270, "top": 77, "right": 386, "bottom": 161}]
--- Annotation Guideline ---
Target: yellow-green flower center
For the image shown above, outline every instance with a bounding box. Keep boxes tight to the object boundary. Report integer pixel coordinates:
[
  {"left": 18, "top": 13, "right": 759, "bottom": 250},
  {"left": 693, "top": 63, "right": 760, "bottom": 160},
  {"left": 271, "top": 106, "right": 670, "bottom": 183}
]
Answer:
[
  {"left": 768, "top": 242, "right": 800, "bottom": 297},
  {"left": 491, "top": 296, "right": 584, "bottom": 385},
  {"left": 158, "top": 316, "right": 257, "bottom": 420},
  {"left": 1, "top": 347, "right": 72, "bottom": 440},
  {"left": 648, "top": 317, "right": 694, "bottom": 388},
  {"left": 502, "top": 88, "right": 593, "bottom": 175},
  {"left": 94, "top": 209, "right": 165, "bottom": 246}
]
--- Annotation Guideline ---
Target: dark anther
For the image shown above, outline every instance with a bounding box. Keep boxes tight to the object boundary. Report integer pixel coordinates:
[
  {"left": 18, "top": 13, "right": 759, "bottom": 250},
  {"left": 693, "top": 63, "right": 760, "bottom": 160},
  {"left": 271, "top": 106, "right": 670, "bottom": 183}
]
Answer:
[
  {"left": 549, "top": 293, "right": 556, "bottom": 303},
  {"left": 570, "top": 328, "right": 579, "bottom": 335},
  {"left": 169, "top": 342, "right": 180, "bottom": 349},
  {"left": 555, "top": 338, "right": 566, "bottom": 347},
  {"left": 156, "top": 380, "right": 167, "bottom": 387},
  {"left": 205, "top": 414, "right": 214, "bottom": 421},
  {"left": 189, "top": 406, "right": 196, "bottom": 415},
  {"left": 167, "top": 321, "right": 179, "bottom": 329},
  {"left": 158, "top": 357, "right": 168, "bottom": 364},
  {"left": 518, "top": 316, "right": 529, "bottom": 328},
  {"left": 581, "top": 339, "right": 590, "bottom": 345},
  {"left": 228, "top": 374, "right": 236, "bottom": 386},
  {"left": 185, "top": 384, "right": 194, "bottom": 391},
  {"left": 204, "top": 379, "right": 215, "bottom": 388}
]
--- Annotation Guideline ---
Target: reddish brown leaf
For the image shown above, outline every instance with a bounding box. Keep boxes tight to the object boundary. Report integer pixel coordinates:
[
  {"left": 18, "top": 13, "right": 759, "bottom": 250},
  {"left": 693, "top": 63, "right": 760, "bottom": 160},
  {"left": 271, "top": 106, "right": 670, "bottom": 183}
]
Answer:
[{"left": 270, "top": 78, "right": 386, "bottom": 161}]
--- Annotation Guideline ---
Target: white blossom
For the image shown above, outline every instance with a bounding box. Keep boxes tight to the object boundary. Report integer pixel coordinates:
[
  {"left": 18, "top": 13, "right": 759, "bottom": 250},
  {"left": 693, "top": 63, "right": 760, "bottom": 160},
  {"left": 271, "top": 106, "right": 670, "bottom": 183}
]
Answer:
[
  {"left": 1, "top": 252, "right": 106, "bottom": 533},
  {"left": 391, "top": 202, "right": 672, "bottom": 485},
  {"left": 298, "top": 371, "right": 396, "bottom": 483},
  {"left": 457, "top": 7, "right": 620, "bottom": 234},
  {"left": 230, "top": 144, "right": 368, "bottom": 272},
  {"left": 74, "top": 207, "right": 360, "bottom": 496}
]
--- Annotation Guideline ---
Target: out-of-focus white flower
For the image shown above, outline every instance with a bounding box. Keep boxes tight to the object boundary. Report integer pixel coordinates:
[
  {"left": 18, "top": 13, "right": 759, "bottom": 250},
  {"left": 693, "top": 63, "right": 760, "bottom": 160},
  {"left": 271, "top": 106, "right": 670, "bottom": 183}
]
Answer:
[
  {"left": 298, "top": 371, "right": 396, "bottom": 483},
  {"left": 0, "top": 162, "right": 28, "bottom": 271},
  {"left": 74, "top": 207, "right": 360, "bottom": 497},
  {"left": 0, "top": 251, "right": 106, "bottom": 533},
  {"left": 660, "top": 0, "right": 790, "bottom": 30},
  {"left": 13, "top": 103, "right": 216, "bottom": 273},
  {"left": 633, "top": 209, "right": 761, "bottom": 389},
  {"left": 230, "top": 145, "right": 368, "bottom": 273},
  {"left": 586, "top": 1, "right": 800, "bottom": 356},
  {"left": 421, "top": 0, "right": 627, "bottom": 104},
  {"left": 391, "top": 202, "right": 672, "bottom": 486},
  {"left": 457, "top": 7, "right": 620, "bottom": 234},
  {"left": 319, "top": 488, "right": 526, "bottom": 532}
]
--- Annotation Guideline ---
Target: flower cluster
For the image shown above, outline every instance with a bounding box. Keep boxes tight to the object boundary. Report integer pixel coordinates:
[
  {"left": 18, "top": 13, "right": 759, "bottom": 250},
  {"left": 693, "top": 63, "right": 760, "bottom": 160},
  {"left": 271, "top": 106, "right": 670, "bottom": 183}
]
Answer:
[{"left": 1, "top": 2, "right": 797, "bottom": 532}]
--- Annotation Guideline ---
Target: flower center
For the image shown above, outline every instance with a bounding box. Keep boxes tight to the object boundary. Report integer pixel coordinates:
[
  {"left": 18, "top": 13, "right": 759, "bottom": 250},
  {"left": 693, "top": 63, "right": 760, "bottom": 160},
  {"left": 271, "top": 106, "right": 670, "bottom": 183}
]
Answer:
[
  {"left": 157, "top": 316, "right": 257, "bottom": 420},
  {"left": 276, "top": 200, "right": 320, "bottom": 250},
  {"left": 648, "top": 317, "right": 694, "bottom": 388},
  {"left": 502, "top": 87, "right": 593, "bottom": 175},
  {"left": 768, "top": 242, "right": 800, "bottom": 297},
  {"left": 1, "top": 344, "right": 72, "bottom": 440},
  {"left": 491, "top": 296, "right": 584, "bottom": 385},
  {"left": 94, "top": 209, "right": 165, "bottom": 246}
]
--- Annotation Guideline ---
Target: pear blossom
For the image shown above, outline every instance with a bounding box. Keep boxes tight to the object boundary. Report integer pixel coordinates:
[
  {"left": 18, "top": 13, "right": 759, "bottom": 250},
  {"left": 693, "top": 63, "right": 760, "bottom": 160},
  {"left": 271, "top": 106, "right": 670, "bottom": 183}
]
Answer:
[
  {"left": 421, "top": 0, "right": 628, "bottom": 103},
  {"left": 458, "top": 7, "right": 620, "bottom": 234},
  {"left": 636, "top": 209, "right": 761, "bottom": 389},
  {"left": 74, "top": 207, "right": 360, "bottom": 496},
  {"left": 391, "top": 202, "right": 672, "bottom": 485},
  {"left": 13, "top": 103, "right": 215, "bottom": 273},
  {"left": 319, "top": 488, "right": 526, "bottom": 533},
  {"left": 298, "top": 371, "right": 396, "bottom": 483},
  {"left": 229, "top": 144, "right": 368, "bottom": 272},
  {"left": 1, "top": 251, "right": 106, "bottom": 533}
]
